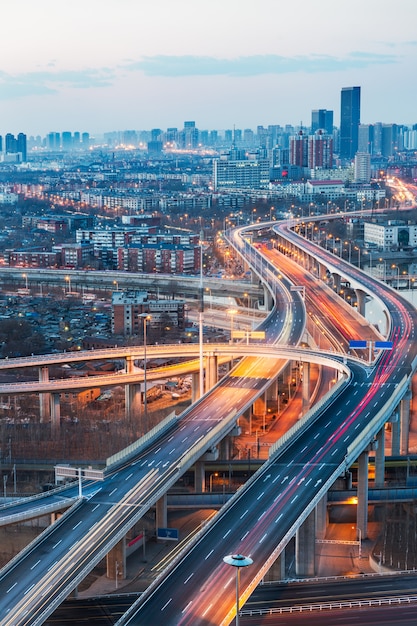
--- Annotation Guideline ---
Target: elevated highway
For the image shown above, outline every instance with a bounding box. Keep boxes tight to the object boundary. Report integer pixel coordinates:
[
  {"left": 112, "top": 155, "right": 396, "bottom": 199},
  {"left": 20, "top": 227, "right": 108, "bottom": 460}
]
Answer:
[
  {"left": 0, "top": 232, "right": 309, "bottom": 625},
  {"left": 115, "top": 224, "right": 417, "bottom": 624},
  {"left": 0, "top": 220, "right": 417, "bottom": 625}
]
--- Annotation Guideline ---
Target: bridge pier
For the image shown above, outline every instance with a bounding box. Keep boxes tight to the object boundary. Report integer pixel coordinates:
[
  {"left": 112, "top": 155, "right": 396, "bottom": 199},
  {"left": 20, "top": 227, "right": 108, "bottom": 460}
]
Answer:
[
  {"left": 194, "top": 461, "right": 205, "bottom": 492},
  {"left": 301, "top": 362, "right": 310, "bottom": 415},
  {"left": 295, "top": 509, "right": 316, "bottom": 577},
  {"left": 355, "top": 289, "right": 366, "bottom": 316},
  {"left": 39, "top": 366, "right": 50, "bottom": 422},
  {"left": 156, "top": 494, "right": 168, "bottom": 536},
  {"left": 192, "top": 372, "right": 201, "bottom": 403},
  {"left": 316, "top": 493, "right": 328, "bottom": 540},
  {"left": 205, "top": 354, "right": 218, "bottom": 392},
  {"left": 400, "top": 390, "right": 412, "bottom": 455},
  {"left": 50, "top": 393, "right": 61, "bottom": 433},
  {"left": 357, "top": 449, "right": 369, "bottom": 539},
  {"left": 125, "top": 384, "right": 142, "bottom": 422},
  {"left": 390, "top": 412, "right": 400, "bottom": 456},
  {"left": 107, "top": 537, "right": 126, "bottom": 582},
  {"left": 374, "top": 427, "right": 385, "bottom": 488}
]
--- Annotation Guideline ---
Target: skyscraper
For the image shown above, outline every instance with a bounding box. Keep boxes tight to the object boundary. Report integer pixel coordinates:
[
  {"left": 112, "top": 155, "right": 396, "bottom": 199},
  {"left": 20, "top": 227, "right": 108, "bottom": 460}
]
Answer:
[
  {"left": 340, "top": 86, "right": 361, "bottom": 160},
  {"left": 311, "top": 109, "right": 333, "bottom": 135}
]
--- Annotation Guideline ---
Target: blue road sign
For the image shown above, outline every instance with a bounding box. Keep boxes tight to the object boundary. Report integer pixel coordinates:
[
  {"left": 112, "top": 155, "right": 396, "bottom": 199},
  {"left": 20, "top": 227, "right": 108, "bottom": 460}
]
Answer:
[
  {"left": 374, "top": 341, "right": 393, "bottom": 350},
  {"left": 349, "top": 340, "right": 367, "bottom": 349},
  {"left": 157, "top": 527, "right": 179, "bottom": 541}
]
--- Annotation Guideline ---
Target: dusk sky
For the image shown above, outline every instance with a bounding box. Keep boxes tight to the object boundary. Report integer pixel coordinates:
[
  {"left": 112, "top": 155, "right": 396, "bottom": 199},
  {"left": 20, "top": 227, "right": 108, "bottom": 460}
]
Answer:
[{"left": 1, "top": 0, "right": 416, "bottom": 137}]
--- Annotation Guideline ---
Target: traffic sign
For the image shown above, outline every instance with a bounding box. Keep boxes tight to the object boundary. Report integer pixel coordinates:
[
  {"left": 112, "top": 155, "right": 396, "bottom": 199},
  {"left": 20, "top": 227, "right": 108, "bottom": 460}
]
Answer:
[
  {"left": 157, "top": 527, "right": 179, "bottom": 541},
  {"left": 374, "top": 341, "right": 393, "bottom": 350},
  {"left": 349, "top": 340, "right": 367, "bottom": 349}
]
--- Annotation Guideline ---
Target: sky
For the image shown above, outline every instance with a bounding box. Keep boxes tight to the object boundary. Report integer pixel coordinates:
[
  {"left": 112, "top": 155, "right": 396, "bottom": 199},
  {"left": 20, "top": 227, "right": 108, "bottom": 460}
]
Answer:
[{"left": 1, "top": 0, "right": 416, "bottom": 137}]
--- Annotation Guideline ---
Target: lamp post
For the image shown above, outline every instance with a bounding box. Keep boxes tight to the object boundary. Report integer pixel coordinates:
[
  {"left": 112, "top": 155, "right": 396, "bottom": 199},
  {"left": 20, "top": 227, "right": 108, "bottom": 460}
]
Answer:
[
  {"left": 139, "top": 313, "right": 152, "bottom": 428},
  {"left": 392, "top": 264, "right": 400, "bottom": 288},
  {"left": 65, "top": 275, "right": 71, "bottom": 294},
  {"left": 113, "top": 280, "right": 119, "bottom": 291},
  {"left": 227, "top": 308, "right": 238, "bottom": 343},
  {"left": 209, "top": 472, "right": 218, "bottom": 492},
  {"left": 205, "top": 287, "right": 212, "bottom": 310},
  {"left": 22, "top": 273, "right": 28, "bottom": 291},
  {"left": 223, "top": 554, "right": 253, "bottom": 626}
]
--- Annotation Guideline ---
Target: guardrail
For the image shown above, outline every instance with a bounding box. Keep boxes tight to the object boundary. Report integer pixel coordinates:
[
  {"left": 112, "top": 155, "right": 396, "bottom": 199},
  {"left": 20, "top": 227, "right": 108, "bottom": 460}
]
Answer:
[
  {"left": 240, "top": 595, "right": 417, "bottom": 617},
  {"left": 105, "top": 410, "right": 178, "bottom": 471},
  {"left": 269, "top": 372, "right": 350, "bottom": 459}
]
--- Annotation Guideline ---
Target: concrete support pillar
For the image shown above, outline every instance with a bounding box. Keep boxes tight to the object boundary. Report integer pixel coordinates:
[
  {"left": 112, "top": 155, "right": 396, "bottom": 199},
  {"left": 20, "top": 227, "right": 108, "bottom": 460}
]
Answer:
[
  {"left": 316, "top": 493, "right": 328, "bottom": 540},
  {"left": 205, "top": 355, "right": 218, "bottom": 392},
  {"left": 218, "top": 436, "right": 230, "bottom": 460},
  {"left": 125, "top": 355, "right": 135, "bottom": 373},
  {"left": 355, "top": 289, "right": 366, "bottom": 316},
  {"left": 332, "top": 274, "right": 341, "bottom": 291},
  {"left": 50, "top": 393, "right": 61, "bottom": 433},
  {"left": 156, "top": 494, "right": 168, "bottom": 535},
  {"left": 194, "top": 461, "right": 205, "bottom": 492},
  {"left": 357, "top": 450, "right": 369, "bottom": 539},
  {"left": 125, "top": 384, "right": 142, "bottom": 421},
  {"left": 374, "top": 427, "right": 385, "bottom": 488},
  {"left": 391, "top": 412, "right": 400, "bottom": 456},
  {"left": 39, "top": 366, "right": 50, "bottom": 422},
  {"left": 295, "top": 509, "right": 316, "bottom": 577},
  {"left": 301, "top": 361, "right": 310, "bottom": 415},
  {"left": 192, "top": 372, "right": 201, "bottom": 403},
  {"left": 263, "top": 287, "right": 273, "bottom": 311},
  {"left": 244, "top": 406, "right": 253, "bottom": 436},
  {"left": 263, "top": 551, "right": 285, "bottom": 582},
  {"left": 106, "top": 537, "right": 126, "bottom": 581},
  {"left": 400, "top": 391, "right": 412, "bottom": 455}
]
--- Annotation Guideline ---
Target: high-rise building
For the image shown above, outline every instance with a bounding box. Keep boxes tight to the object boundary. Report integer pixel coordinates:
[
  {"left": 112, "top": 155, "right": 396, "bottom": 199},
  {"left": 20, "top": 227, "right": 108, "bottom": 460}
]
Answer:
[
  {"left": 16, "top": 133, "right": 27, "bottom": 161},
  {"left": 311, "top": 109, "right": 333, "bottom": 135},
  {"left": 5, "top": 133, "right": 17, "bottom": 153},
  {"left": 289, "top": 131, "right": 308, "bottom": 167},
  {"left": 308, "top": 131, "right": 333, "bottom": 169},
  {"left": 47, "top": 132, "right": 61, "bottom": 151},
  {"left": 354, "top": 152, "right": 371, "bottom": 183},
  {"left": 62, "top": 131, "right": 73, "bottom": 151},
  {"left": 358, "top": 124, "right": 374, "bottom": 154},
  {"left": 340, "top": 86, "right": 361, "bottom": 160}
]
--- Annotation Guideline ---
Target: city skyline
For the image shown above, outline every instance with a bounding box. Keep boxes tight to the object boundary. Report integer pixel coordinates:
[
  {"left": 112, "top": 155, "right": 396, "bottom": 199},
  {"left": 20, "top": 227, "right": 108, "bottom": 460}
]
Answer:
[{"left": 1, "top": 0, "right": 416, "bottom": 136}]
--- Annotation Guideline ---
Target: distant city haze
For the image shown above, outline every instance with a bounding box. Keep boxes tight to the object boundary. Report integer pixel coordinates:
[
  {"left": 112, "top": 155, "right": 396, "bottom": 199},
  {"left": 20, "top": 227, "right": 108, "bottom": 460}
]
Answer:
[{"left": 1, "top": 0, "right": 416, "bottom": 136}]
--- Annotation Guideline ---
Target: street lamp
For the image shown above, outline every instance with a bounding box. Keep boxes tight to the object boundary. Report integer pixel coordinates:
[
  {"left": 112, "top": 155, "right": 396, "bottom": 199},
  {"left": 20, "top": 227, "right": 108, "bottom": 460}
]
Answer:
[
  {"left": 139, "top": 313, "right": 152, "bottom": 428},
  {"left": 65, "top": 275, "right": 71, "bottom": 293},
  {"left": 391, "top": 264, "right": 400, "bottom": 288},
  {"left": 223, "top": 554, "right": 253, "bottom": 626},
  {"left": 205, "top": 287, "right": 212, "bottom": 310},
  {"left": 113, "top": 280, "right": 119, "bottom": 291},
  {"left": 209, "top": 472, "right": 218, "bottom": 492},
  {"left": 227, "top": 308, "right": 238, "bottom": 343}
]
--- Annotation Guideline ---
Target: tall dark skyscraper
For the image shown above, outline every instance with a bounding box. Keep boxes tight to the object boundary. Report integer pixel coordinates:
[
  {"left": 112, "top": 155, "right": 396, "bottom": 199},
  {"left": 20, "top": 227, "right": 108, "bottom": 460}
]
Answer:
[
  {"left": 340, "top": 86, "right": 361, "bottom": 160},
  {"left": 311, "top": 109, "right": 333, "bottom": 135}
]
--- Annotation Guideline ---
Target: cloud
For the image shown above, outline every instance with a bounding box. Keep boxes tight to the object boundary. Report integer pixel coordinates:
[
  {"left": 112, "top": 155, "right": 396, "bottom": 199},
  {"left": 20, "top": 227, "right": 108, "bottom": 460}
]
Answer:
[
  {"left": 0, "top": 68, "right": 115, "bottom": 100},
  {"left": 131, "top": 52, "right": 399, "bottom": 77}
]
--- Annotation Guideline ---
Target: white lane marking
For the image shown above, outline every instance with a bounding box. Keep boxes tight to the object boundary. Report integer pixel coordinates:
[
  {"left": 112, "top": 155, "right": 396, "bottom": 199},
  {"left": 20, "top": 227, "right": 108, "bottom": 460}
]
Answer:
[
  {"left": 240, "top": 509, "right": 249, "bottom": 519},
  {"left": 73, "top": 520, "right": 82, "bottom": 530},
  {"left": 52, "top": 539, "right": 62, "bottom": 549},
  {"left": 205, "top": 549, "right": 214, "bottom": 560},
  {"left": 6, "top": 582, "right": 17, "bottom": 593},
  {"left": 31, "top": 559, "right": 41, "bottom": 570},
  {"left": 184, "top": 573, "right": 194, "bottom": 584},
  {"left": 161, "top": 598, "right": 172, "bottom": 611},
  {"left": 223, "top": 529, "right": 231, "bottom": 539},
  {"left": 109, "top": 488, "right": 117, "bottom": 496},
  {"left": 125, "top": 473, "right": 133, "bottom": 480}
]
